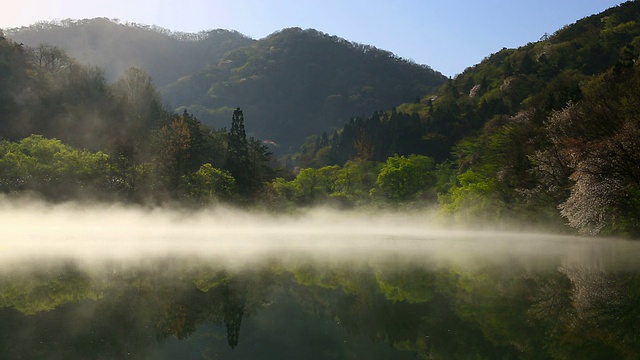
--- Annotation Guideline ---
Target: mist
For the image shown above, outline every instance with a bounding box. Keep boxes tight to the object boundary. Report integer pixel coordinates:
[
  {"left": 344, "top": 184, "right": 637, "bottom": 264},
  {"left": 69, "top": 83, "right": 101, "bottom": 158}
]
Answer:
[{"left": 2, "top": 196, "right": 638, "bottom": 273}]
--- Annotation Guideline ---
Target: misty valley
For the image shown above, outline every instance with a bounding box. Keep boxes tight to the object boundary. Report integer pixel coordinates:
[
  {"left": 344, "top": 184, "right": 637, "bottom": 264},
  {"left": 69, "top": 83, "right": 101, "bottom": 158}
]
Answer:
[
  {"left": 2, "top": 1, "right": 640, "bottom": 358},
  {"left": 1, "top": 224, "right": 639, "bottom": 359}
]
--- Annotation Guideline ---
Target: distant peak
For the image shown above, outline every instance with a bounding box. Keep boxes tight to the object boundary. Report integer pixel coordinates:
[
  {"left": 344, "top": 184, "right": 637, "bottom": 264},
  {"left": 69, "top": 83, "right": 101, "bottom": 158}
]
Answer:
[{"left": 4, "top": 17, "right": 253, "bottom": 43}]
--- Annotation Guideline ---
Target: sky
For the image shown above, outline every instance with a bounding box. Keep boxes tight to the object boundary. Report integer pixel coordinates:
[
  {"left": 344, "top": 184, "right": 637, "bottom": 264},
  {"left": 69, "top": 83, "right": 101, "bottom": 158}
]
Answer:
[{"left": 1, "top": 0, "right": 628, "bottom": 77}]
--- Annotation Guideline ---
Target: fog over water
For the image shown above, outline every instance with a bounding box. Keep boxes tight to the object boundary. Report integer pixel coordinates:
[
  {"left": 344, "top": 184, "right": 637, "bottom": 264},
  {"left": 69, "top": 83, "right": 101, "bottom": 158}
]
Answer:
[{"left": 1, "top": 197, "right": 638, "bottom": 271}]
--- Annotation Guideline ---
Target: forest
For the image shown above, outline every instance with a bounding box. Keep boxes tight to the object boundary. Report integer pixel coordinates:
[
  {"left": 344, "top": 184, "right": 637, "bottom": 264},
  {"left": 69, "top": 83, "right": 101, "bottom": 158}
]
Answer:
[
  {"left": 1, "top": 1, "right": 640, "bottom": 237},
  {"left": 6, "top": 21, "right": 446, "bottom": 150}
]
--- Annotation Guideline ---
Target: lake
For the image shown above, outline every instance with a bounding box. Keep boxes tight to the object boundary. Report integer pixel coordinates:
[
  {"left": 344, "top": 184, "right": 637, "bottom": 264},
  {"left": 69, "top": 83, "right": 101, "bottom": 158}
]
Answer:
[{"left": 1, "top": 204, "right": 639, "bottom": 359}]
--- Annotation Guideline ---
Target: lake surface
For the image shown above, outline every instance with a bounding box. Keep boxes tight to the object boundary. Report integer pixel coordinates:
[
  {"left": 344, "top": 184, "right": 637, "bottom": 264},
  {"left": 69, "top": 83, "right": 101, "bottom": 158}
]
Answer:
[{"left": 1, "top": 205, "right": 639, "bottom": 359}]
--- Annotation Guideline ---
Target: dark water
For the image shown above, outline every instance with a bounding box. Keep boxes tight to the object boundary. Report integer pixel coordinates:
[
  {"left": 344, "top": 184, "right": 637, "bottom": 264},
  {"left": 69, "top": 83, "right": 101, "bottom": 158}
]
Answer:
[{"left": 1, "top": 230, "right": 639, "bottom": 359}]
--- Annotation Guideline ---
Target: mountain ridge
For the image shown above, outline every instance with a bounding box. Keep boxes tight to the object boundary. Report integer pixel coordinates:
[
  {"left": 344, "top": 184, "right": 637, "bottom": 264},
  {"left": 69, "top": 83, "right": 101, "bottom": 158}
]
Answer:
[
  {"left": 4, "top": 18, "right": 254, "bottom": 86},
  {"left": 5, "top": 18, "right": 447, "bottom": 149},
  {"left": 162, "top": 26, "right": 446, "bottom": 148}
]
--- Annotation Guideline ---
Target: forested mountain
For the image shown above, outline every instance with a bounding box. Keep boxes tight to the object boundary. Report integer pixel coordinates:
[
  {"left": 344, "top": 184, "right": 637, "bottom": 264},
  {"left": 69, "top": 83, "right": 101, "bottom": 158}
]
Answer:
[
  {"left": 161, "top": 27, "right": 446, "bottom": 149},
  {"left": 0, "top": 33, "right": 272, "bottom": 203},
  {"left": 5, "top": 21, "right": 446, "bottom": 150},
  {"left": 5, "top": 18, "right": 254, "bottom": 86},
  {"left": 303, "top": 1, "right": 640, "bottom": 166},
  {"left": 288, "top": 1, "right": 640, "bottom": 235}
]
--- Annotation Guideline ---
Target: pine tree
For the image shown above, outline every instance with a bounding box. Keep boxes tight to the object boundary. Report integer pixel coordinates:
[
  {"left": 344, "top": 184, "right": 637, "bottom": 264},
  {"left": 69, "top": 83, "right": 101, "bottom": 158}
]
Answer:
[
  {"left": 224, "top": 107, "right": 251, "bottom": 196},
  {"left": 228, "top": 107, "right": 248, "bottom": 158}
]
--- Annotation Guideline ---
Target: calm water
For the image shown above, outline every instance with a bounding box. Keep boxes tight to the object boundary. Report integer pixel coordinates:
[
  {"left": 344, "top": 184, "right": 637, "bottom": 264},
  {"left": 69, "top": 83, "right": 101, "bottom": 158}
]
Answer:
[{"left": 1, "top": 206, "right": 639, "bottom": 359}]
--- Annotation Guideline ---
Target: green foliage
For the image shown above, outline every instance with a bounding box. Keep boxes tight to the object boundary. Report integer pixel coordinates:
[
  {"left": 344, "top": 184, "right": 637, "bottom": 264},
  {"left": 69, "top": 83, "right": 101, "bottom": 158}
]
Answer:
[
  {"left": 375, "top": 270, "right": 434, "bottom": 303},
  {"left": 0, "top": 106, "right": 267, "bottom": 205},
  {"left": 268, "top": 155, "right": 439, "bottom": 208},
  {"left": 376, "top": 1, "right": 640, "bottom": 232},
  {"left": 184, "top": 163, "right": 237, "bottom": 202},
  {"left": 333, "top": 160, "right": 379, "bottom": 205},
  {"left": 375, "top": 154, "right": 436, "bottom": 202},
  {"left": 387, "top": 1, "right": 640, "bottom": 166},
  {"left": 267, "top": 177, "right": 298, "bottom": 208},
  {"left": 270, "top": 166, "right": 341, "bottom": 206},
  {"left": 293, "top": 167, "right": 335, "bottom": 204},
  {"left": 0, "top": 135, "right": 108, "bottom": 198},
  {"left": 438, "top": 170, "right": 506, "bottom": 224},
  {"left": 0, "top": 265, "right": 102, "bottom": 315},
  {"left": 192, "top": 270, "right": 232, "bottom": 292}
]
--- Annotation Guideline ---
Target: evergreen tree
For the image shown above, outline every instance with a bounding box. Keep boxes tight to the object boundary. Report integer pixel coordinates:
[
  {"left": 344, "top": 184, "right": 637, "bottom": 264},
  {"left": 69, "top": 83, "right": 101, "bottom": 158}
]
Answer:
[
  {"left": 224, "top": 107, "right": 253, "bottom": 196},
  {"left": 227, "top": 107, "right": 248, "bottom": 161}
]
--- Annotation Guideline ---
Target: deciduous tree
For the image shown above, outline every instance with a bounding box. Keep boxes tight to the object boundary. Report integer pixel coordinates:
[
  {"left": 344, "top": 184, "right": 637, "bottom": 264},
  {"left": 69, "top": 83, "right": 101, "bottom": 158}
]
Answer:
[{"left": 375, "top": 154, "right": 435, "bottom": 202}]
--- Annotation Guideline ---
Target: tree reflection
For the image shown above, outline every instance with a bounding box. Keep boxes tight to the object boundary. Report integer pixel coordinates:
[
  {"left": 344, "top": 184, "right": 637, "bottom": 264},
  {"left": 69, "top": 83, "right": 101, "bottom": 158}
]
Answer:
[
  {"left": 222, "top": 285, "right": 246, "bottom": 349},
  {"left": 0, "top": 257, "right": 638, "bottom": 359}
]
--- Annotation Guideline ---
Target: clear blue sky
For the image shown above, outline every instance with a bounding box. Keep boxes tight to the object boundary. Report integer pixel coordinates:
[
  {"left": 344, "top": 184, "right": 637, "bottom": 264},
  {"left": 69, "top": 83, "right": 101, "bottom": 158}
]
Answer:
[{"left": 2, "top": 0, "right": 627, "bottom": 76}]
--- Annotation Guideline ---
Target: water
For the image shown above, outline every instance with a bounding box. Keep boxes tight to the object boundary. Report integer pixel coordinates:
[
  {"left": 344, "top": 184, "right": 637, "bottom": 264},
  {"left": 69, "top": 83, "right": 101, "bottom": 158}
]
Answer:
[{"left": 1, "top": 203, "right": 639, "bottom": 359}]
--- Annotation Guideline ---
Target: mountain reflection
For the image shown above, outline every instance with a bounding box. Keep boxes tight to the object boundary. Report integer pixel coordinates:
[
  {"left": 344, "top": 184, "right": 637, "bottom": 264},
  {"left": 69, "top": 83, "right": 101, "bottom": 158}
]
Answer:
[{"left": 0, "top": 243, "right": 639, "bottom": 359}]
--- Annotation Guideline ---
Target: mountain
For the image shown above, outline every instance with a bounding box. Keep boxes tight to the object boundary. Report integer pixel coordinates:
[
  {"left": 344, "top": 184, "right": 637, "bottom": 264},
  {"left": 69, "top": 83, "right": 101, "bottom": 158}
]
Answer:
[
  {"left": 4, "top": 18, "right": 253, "bottom": 86},
  {"left": 5, "top": 21, "right": 447, "bottom": 150},
  {"left": 162, "top": 28, "right": 446, "bottom": 149},
  {"left": 312, "top": 0, "right": 640, "bottom": 164},
  {"left": 419, "top": 0, "right": 640, "bottom": 127},
  {"left": 283, "top": 1, "right": 640, "bottom": 235},
  {"left": 387, "top": 0, "right": 640, "bottom": 234}
]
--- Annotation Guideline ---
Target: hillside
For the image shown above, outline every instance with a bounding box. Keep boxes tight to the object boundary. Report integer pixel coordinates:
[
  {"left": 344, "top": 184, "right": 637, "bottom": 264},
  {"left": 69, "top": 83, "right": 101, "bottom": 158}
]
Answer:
[
  {"left": 283, "top": 1, "right": 640, "bottom": 235},
  {"left": 304, "top": 1, "right": 640, "bottom": 164},
  {"left": 5, "top": 21, "right": 446, "bottom": 150},
  {"left": 408, "top": 0, "right": 640, "bottom": 142},
  {"left": 162, "top": 27, "right": 446, "bottom": 149},
  {"left": 5, "top": 18, "right": 253, "bottom": 86}
]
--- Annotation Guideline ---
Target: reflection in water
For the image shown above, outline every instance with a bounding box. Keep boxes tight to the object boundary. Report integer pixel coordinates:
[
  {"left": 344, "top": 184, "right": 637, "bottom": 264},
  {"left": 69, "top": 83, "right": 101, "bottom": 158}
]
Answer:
[
  {"left": 1, "top": 205, "right": 639, "bottom": 358},
  {"left": 0, "top": 235, "right": 639, "bottom": 359}
]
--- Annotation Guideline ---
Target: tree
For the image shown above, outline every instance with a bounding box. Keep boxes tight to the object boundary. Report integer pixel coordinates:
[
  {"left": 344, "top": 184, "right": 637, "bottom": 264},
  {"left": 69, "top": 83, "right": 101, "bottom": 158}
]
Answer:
[
  {"left": 184, "top": 163, "right": 237, "bottom": 202},
  {"left": 0, "top": 135, "right": 108, "bottom": 199},
  {"left": 533, "top": 65, "right": 640, "bottom": 235},
  {"left": 228, "top": 107, "right": 248, "bottom": 157},
  {"left": 224, "top": 107, "right": 251, "bottom": 195},
  {"left": 0, "top": 36, "right": 30, "bottom": 138},
  {"left": 28, "top": 44, "right": 72, "bottom": 75},
  {"left": 333, "top": 160, "right": 378, "bottom": 205},
  {"left": 224, "top": 107, "right": 274, "bottom": 198},
  {"left": 110, "top": 67, "right": 163, "bottom": 140},
  {"left": 375, "top": 154, "right": 436, "bottom": 202},
  {"left": 438, "top": 169, "right": 506, "bottom": 223},
  {"left": 290, "top": 166, "right": 340, "bottom": 205},
  {"left": 105, "top": 138, "right": 141, "bottom": 199},
  {"left": 158, "top": 115, "right": 192, "bottom": 192}
]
